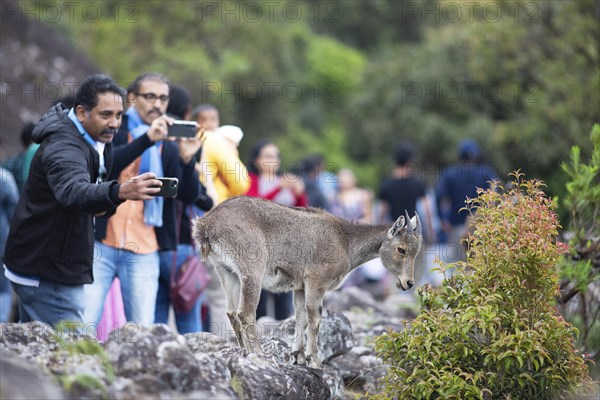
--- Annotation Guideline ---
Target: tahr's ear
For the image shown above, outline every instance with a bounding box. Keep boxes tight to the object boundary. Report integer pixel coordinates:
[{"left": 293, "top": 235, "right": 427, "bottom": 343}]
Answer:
[{"left": 388, "top": 215, "right": 406, "bottom": 238}]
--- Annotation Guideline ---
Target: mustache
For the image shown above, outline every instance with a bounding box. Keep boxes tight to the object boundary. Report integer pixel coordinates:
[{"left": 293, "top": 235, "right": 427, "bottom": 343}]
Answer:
[
  {"left": 101, "top": 128, "right": 118, "bottom": 135},
  {"left": 148, "top": 108, "right": 162, "bottom": 116}
]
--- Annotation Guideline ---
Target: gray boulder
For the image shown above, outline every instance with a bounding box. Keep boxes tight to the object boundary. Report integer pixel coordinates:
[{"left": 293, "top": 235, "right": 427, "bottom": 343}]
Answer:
[
  {"left": 327, "top": 348, "right": 388, "bottom": 395},
  {"left": 0, "top": 321, "right": 59, "bottom": 362},
  {"left": 224, "top": 347, "right": 330, "bottom": 400},
  {"left": 0, "top": 349, "right": 66, "bottom": 399},
  {"left": 185, "top": 331, "right": 233, "bottom": 354},
  {"left": 104, "top": 324, "right": 202, "bottom": 393},
  {"left": 276, "top": 309, "right": 354, "bottom": 363}
]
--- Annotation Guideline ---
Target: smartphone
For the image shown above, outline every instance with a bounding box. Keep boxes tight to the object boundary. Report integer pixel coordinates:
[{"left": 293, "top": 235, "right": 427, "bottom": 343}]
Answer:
[
  {"left": 152, "top": 177, "right": 179, "bottom": 198},
  {"left": 168, "top": 120, "right": 199, "bottom": 138}
]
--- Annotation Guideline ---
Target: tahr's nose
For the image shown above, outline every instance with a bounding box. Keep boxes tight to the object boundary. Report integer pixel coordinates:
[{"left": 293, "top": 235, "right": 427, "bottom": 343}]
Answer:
[{"left": 406, "top": 280, "right": 414, "bottom": 289}]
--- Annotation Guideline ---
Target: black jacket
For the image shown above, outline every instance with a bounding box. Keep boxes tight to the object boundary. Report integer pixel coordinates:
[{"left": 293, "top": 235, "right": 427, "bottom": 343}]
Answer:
[
  {"left": 3, "top": 104, "right": 124, "bottom": 284},
  {"left": 93, "top": 114, "right": 201, "bottom": 251}
]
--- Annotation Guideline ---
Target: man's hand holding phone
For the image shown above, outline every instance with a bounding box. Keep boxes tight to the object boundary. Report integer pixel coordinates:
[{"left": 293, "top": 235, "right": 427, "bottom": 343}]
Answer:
[
  {"left": 118, "top": 173, "right": 179, "bottom": 200},
  {"left": 166, "top": 120, "right": 204, "bottom": 163},
  {"left": 146, "top": 115, "right": 174, "bottom": 142},
  {"left": 118, "top": 172, "right": 163, "bottom": 200}
]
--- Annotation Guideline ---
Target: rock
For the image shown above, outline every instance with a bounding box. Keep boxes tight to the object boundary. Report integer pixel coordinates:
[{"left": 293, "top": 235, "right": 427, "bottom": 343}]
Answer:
[
  {"left": 276, "top": 309, "right": 354, "bottom": 363},
  {"left": 316, "top": 310, "right": 355, "bottom": 362},
  {"left": 104, "top": 324, "right": 202, "bottom": 393},
  {"left": 1, "top": 6, "right": 100, "bottom": 157},
  {"left": 194, "top": 353, "right": 237, "bottom": 397},
  {"left": 106, "top": 376, "right": 166, "bottom": 400},
  {"left": 0, "top": 321, "right": 59, "bottom": 363},
  {"left": 0, "top": 294, "right": 409, "bottom": 400},
  {"left": 0, "top": 349, "right": 66, "bottom": 399},
  {"left": 225, "top": 348, "right": 330, "bottom": 400},
  {"left": 382, "top": 292, "right": 418, "bottom": 318},
  {"left": 185, "top": 331, "right": 232, "bottom": 354},
  {"left": 322, "top": 367, "right": 345, "bottom": 399},
  {"left": 324, "top": 286, "right": 393, "bottom": 317},
  {"left": 260, "top": 336, "right": 294, "bottom": 364},
  {"left": 48, "top": 351, "right": 113, "bottom": 400},
  {"left": 327, "top": 351, "right": 387, "bottom": 394}
]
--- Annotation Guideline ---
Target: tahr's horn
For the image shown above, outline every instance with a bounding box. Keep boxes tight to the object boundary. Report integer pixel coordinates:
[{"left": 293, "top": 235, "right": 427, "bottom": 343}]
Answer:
[
  {"left": 404, "top": 210, "right": 412, "bottom": 231},
  {"left": 414, "top": 213, "right": 422, "bottom": 236}
]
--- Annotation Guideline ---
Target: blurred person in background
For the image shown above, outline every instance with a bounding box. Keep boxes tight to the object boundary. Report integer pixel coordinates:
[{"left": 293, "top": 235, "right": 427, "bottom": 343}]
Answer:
[
  {"left": 378, "top": 142, "right": 433, "bottom": 229},
  {"left": 194, "top": 104, "right": 250, "bottom": 337},
  {"left": 0, "top": 167, "right": 19, "bottom": 322},
  {"left": 331, "top": 168, "right": 372, "bottom": 223},
  {"left": 1, "top": 122, "right": 36, "bottom": 193},
  {"left": 378, "top": 142, "right": 435, "bottom": 293},
  {"left": 246, "top": 140, "right": 306, "bottom": 320},
  {"left": 300, "top": 154, "right": 331, "bottom": 210},
  {"left": 192, "top": 103, "right": 220, "bottom": 133},
  {"left": 196, "top": 112, "right": 248, "bottom": 205},
  {"left": 86, "top": 73, "right": 203, "bottom": 328},
  {"left": 330, "top": 168, "right": 386, "bottom": 296},
  {"left": 154, "top": 84, "right": 213, "bottom": 334},
  {"left": 436, "top": 139, "right": 498, "bottom": 264}
]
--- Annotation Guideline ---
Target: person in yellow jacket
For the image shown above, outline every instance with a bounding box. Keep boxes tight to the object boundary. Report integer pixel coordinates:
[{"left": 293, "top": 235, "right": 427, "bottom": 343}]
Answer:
[
  {"left": 198, "top": 125, "right": 249, "bottom": 204},
  {"left": 193, "top": 104, "right": 249, "bottom": 204}
]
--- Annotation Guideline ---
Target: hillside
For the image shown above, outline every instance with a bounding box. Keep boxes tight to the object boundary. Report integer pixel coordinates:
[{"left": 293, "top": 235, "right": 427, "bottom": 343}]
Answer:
[{"left": 0, "top": 3, "right": 98, "bottom": 160}]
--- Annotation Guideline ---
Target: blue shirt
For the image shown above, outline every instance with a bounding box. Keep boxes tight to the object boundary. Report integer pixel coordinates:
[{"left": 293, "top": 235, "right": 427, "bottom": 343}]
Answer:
[{"left": 437, "top": 163, "right": 498, "bottom": 226}]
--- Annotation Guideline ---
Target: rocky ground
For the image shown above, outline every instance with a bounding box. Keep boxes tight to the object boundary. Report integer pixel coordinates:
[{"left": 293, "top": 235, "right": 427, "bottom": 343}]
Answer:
[{"left": 0, "top": 287, "right": 417, "bottom": 399}]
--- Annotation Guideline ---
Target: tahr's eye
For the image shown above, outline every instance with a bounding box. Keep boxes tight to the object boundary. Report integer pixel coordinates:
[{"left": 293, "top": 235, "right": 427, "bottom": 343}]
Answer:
[{"left": 397, "top": 248, "right": 406, "bottom": 255}]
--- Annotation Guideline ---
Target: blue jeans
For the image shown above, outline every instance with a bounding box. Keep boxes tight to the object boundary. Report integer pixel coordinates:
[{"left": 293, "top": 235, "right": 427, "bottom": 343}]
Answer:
[
  {"left": 11, "top": 280, "right": 85, "bottom": 328},
  {"left": 256, "top": 290, "right": 293, "bottom": 321},
  {"left": 84, "top": 241, "right": 159, "bottom": 326},
  {"left": 0, "top": 271, "right": 13, "bottom": 322},
  {"left": 156, "top": 244, "right": 203, "bottom": 334}
]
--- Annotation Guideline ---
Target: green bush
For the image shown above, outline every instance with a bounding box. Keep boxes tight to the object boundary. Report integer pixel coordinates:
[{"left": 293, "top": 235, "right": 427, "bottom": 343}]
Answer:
[
  {"left": 370, "top": 173, "right": 592, "bottom": 399},
  {"left": 558, "top": 124, "right": 600, "bottom": 378}
]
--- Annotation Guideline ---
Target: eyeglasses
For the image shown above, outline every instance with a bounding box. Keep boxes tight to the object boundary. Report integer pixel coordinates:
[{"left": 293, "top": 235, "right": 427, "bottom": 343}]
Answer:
[
  {"left": 137, "top": 92, "right": 169, "bottom": 103},
  {"left": 97, "top": 165, "right": 107, "bottom": 184}
]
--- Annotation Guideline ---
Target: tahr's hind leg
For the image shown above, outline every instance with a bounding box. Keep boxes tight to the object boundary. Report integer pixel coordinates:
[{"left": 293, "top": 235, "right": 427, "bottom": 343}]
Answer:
[
  {"left": 236, "top": 272, "right": 263, "bottom": 355},
  {"left": 304, "top": 284, "right": 325, "bottom": 369},
  {"left": 218, "top": 269, "right": 244, "bottom": 346}
]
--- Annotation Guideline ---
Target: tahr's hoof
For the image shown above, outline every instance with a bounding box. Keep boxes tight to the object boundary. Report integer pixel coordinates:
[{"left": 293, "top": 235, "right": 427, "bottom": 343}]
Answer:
[{"left": 291, "top": 351, "right": 306, "bottom": 365}]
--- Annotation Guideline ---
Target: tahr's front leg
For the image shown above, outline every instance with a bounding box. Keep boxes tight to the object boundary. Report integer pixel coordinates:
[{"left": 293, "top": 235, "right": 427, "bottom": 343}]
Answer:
[{"left": 292, "top": 289, "right": 307, "bottom": 365}]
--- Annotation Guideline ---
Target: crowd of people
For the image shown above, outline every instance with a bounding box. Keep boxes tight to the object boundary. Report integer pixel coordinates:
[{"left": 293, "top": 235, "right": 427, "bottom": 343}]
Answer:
[{"left": 0, "top": 72, "right": 498, "bottom": 337}]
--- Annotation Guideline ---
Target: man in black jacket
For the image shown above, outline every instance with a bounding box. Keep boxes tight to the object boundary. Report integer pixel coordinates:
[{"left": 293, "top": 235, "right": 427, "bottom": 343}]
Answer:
[
  {"left": 3, "top": 74, "right": 161, "bottom": 328},
  {"left": 84, "top": 73, "right": 203, "bottom": 327}
]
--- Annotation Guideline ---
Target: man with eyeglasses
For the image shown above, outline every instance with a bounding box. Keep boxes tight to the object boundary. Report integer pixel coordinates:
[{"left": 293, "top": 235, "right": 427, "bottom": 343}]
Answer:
[
  {"left": 85, "top": 72, "right": 203, "bottom": 328},
  {"left": 3, "top": 74, "right": 162, "bottom": 328}
]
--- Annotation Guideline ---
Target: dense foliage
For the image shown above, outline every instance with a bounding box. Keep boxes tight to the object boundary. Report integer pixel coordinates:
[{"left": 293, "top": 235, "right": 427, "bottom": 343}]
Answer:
[
  {"left": 28, "top": 0, "right": 599, "bottom": 198},
  {"left": 558, "top": 124, "right": 600, "bottom": 377},
  {"left": 370, "top": 173, "right": 592, "bottom": 399}
]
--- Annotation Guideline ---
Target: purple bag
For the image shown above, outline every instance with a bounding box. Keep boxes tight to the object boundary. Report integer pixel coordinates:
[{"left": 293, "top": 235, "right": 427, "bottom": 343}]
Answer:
[
  {"left": 169, "top": 255, "right": 210, "bottom": 314},
  {"left": 169, "top": 204, "right": 211, "bottom": 314}
]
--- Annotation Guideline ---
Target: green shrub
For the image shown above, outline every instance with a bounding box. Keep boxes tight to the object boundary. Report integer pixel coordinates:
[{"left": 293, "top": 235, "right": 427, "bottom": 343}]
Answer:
[
  {"left": 558, "top": 124, "right": 600, "bottom": 378},
  {"left": 370, "top": 173, "right": 592, "bottom": 399}
]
